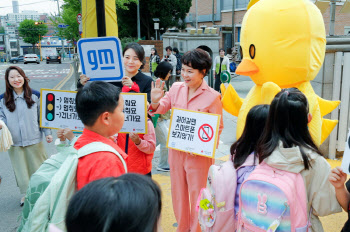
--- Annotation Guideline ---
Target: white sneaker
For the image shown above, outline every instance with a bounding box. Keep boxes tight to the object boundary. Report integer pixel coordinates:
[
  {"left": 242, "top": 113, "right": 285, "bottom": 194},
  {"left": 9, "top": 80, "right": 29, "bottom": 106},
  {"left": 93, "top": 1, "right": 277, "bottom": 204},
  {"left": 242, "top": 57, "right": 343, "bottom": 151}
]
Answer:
[{"left": 157, "top": 167, "right": 170, "bottom": 172}]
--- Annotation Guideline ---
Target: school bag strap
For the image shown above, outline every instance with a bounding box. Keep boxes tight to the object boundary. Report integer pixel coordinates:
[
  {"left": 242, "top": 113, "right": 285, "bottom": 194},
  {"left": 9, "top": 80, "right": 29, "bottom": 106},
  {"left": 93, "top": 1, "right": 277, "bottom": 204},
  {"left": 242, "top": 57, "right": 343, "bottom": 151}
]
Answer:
[{"left": 77, "top": 142, "right": 127, "bottom": 173}]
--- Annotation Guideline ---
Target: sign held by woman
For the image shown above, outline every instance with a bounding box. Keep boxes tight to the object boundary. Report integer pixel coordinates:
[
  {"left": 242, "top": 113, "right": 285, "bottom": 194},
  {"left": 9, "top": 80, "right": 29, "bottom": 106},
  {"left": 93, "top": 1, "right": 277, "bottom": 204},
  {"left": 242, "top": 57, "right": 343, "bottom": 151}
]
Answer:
[{"left": 167, "top": 108, "right": 221, "bottom": 158}]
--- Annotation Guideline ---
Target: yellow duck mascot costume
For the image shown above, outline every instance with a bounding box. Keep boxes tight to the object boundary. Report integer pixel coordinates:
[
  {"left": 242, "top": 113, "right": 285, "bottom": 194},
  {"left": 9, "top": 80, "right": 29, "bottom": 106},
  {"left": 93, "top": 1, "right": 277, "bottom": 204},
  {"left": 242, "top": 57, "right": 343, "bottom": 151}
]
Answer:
[{"left": 221, "top": 0, "right": 340, "bottom": 146}]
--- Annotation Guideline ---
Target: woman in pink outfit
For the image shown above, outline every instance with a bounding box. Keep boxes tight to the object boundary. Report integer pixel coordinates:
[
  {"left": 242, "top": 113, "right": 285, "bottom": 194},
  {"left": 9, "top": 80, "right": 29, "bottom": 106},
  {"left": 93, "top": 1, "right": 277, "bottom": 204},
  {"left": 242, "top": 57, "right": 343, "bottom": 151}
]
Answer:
[{"left": 150, "top": 49, "right": 224, "bottom": 232}]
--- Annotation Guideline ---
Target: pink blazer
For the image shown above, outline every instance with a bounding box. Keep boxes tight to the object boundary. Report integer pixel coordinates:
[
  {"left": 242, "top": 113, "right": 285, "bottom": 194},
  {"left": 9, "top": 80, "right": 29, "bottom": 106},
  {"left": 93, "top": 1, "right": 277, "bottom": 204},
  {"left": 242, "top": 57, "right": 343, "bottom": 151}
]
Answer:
[{"left": 152, "top": 80, "right": 224, "bottom": 144}]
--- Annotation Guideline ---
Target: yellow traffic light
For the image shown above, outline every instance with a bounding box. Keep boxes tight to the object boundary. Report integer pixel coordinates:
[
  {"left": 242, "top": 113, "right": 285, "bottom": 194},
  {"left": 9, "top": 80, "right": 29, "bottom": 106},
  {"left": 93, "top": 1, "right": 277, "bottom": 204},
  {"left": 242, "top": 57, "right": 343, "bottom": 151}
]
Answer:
[{"left": 35, "top": 22, "right": 43, "bottom": 25}]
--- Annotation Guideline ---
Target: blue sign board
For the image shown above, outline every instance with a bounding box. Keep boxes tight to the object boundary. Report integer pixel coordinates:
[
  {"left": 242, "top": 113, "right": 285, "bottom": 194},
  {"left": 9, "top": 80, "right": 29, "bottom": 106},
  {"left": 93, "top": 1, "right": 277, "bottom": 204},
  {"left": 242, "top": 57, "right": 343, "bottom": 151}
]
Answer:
[
  {"left": 58, "top": 24, "right": 69, "bottom": 28},
  {"left": 77, "top": 37, "right": 124, "bottom": 82}
]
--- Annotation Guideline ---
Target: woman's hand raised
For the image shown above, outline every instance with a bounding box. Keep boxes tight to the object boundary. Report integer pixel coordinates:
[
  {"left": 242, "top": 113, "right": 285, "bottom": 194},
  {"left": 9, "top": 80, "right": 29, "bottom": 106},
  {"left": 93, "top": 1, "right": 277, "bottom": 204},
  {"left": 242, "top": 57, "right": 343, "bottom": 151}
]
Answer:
[{"left": 151, "top": 78, "right": 165, "bottom": 104}]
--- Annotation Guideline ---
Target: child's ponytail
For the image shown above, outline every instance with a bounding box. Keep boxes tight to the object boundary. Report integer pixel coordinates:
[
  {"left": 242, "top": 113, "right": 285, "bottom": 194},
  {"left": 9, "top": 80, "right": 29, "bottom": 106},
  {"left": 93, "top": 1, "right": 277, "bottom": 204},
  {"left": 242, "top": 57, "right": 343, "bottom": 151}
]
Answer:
[{"left": 258, "top": 88, "right": 323, "bottom": 170}]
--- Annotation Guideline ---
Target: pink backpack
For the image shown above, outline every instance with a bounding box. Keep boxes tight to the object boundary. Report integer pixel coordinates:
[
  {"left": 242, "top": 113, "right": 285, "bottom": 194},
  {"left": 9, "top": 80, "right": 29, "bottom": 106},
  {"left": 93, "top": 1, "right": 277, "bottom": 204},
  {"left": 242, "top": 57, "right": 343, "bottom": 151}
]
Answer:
[
  {"left": 197, "top": 155, "right": 257, "bottom": 232},
  {"left": 237, "top": 162, "right": 310, "bottom": 232}
]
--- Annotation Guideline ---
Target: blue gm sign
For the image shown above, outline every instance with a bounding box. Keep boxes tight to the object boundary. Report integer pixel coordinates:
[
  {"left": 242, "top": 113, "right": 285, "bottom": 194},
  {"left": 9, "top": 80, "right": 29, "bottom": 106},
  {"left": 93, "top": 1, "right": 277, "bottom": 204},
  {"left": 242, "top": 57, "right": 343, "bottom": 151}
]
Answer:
[{"left": 77, "top": 37, "right": 124, "bottom": 82}]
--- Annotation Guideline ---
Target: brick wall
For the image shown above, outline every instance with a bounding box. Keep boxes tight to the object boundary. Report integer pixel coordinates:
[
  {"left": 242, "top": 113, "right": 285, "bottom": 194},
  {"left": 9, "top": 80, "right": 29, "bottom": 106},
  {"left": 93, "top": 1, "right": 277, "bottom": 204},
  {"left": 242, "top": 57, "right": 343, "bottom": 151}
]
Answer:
[
  {"left": 323, "top": 5, "right": 350, "bottom": 35},
  {"left": 137, "top": 40, "right": 163, "bottom": 73},
  {"left": 190, "top": 0, "right": 217, "bottom": 15},
  {"left": 187, "top": 3, "right": 350, "bottom": 36}
]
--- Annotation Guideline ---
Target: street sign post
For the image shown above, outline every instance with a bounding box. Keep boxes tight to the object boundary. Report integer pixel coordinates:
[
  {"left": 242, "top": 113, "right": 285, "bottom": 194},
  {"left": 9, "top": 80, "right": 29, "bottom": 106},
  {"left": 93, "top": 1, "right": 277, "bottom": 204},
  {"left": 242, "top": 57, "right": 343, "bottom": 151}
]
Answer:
[
  {"left": 77, "top": 13, "right": 82, "bottom": 24},
  {"left": 77, "top": 36, "right": 124, "bottom": 82}
]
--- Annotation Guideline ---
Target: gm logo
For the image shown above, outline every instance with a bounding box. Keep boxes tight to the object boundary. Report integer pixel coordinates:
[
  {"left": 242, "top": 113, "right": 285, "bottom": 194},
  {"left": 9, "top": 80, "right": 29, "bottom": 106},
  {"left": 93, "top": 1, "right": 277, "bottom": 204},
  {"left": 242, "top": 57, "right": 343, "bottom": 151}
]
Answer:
[{"left": 78, "top": 37, "right": 124, "bottom": 81}]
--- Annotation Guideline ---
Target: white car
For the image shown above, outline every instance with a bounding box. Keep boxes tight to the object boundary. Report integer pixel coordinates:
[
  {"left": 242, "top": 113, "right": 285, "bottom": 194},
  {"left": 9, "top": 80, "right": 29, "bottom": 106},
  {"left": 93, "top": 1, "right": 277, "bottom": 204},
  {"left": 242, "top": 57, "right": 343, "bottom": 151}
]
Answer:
[{"left": 24, "top": 54, "right": 40, "bottom": 64}]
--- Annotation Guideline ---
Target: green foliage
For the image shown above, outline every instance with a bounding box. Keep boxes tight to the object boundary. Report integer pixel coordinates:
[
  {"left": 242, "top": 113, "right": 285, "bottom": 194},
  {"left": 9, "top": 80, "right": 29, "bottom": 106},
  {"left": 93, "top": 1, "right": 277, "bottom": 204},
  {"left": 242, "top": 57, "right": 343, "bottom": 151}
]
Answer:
[
  {"left": 117, "top": 0, "right": 192, "bottom": 39},
  {"left": 18, "top": 19, "right": 48, "bottom": 47},
  {"left": 49, "top": 0, "right": 80, "bottom": 44},
  {"left": 0, "top": 27, "right": 5, "bottom": 34},
  {"left": 120, "top": 37, "right": 139, "bottom": 49},
  {"left": 51, "top": 0, "right": 138, "bottom": 44},
  {"left": 116, "top": 0, "right": 138, "bottom": 10}
]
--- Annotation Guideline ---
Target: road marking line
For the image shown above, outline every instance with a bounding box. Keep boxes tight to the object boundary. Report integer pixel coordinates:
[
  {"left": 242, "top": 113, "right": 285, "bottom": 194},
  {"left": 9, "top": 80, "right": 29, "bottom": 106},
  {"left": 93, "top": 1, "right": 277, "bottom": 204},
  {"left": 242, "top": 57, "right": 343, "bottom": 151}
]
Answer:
[{"left": 53, "top": 64, "right": 74, "bottom": 90}]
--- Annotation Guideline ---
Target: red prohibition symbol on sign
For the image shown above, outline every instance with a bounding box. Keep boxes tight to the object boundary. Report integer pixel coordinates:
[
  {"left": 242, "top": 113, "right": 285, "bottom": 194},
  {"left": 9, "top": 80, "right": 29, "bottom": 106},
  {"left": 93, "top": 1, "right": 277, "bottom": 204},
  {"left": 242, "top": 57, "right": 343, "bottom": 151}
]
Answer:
[{"left": 198, "top": 124, "right": 214, "bottom": 142}]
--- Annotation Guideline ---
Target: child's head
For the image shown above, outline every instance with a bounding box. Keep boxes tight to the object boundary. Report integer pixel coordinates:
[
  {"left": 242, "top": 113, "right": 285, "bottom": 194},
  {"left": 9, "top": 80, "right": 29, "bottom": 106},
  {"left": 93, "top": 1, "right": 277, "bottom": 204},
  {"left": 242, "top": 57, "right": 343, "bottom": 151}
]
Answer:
[
  {"left": 154, "top": 61, "right": 173, "bottom": 81},
  {"left": 258, "top": 88, "right": 322, "bottom": 169},
  {"left": 230, "top": 104, "right": 269, "bottom": 168},
  {"left": 65, "top": 174, "right": 162, "bottom": 232},
  {"left": 76, "top": 81, "right": 124, "bottom": 136}
]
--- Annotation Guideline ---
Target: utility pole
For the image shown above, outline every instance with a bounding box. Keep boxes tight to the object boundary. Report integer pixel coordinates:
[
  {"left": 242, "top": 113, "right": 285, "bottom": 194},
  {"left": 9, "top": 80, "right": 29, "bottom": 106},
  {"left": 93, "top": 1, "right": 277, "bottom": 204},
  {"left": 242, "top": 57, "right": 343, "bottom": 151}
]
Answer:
[
  {"left": 137, "top": 1, "right": 141, "bottom": 39},
  {"left": 56, "top": 0, "right": 65, "bottom": 60},
  {"left": 329, "top": 0, "right": 336, "bottom": 36},
  {"left": 231, "top": 0, "right": 236, "bottom": 48},
  {"left": 212, "top": 0, "right": 215, "bottom": 25},
  {"left": 195, "top": 0, "right": 198, "bottom": 30}
]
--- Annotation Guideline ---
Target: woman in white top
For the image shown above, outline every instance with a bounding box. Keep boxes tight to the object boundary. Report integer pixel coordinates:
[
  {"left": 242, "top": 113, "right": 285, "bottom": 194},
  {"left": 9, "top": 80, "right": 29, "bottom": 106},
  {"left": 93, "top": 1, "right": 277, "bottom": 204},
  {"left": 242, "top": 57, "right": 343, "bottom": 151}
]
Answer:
[{"left": 212, "top": 48, "right": 230, "bottom": 92}]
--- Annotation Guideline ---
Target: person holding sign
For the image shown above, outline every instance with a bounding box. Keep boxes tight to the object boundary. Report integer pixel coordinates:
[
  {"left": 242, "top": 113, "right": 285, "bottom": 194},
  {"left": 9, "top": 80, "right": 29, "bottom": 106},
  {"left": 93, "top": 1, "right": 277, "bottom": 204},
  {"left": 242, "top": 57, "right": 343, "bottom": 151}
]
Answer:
[
  {"left": 78, "top": 43, "right": 153, "bottom": 103},
  {"left": 0, "top": 66, "right": 53, "bottom": 206},
  {"left": 150, "top": 49, "right": 224, "bottom": 232},
  {"left": 117, "top": 87, "right": 156, "bottom": 176}
]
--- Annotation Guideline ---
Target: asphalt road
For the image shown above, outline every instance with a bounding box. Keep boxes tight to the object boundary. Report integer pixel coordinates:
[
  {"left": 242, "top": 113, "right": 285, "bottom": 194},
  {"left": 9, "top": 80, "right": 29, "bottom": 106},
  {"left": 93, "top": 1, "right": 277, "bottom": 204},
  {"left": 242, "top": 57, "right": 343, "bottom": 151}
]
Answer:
[{"left": 0, "top": 61, "right": 72, "bottom": 232}]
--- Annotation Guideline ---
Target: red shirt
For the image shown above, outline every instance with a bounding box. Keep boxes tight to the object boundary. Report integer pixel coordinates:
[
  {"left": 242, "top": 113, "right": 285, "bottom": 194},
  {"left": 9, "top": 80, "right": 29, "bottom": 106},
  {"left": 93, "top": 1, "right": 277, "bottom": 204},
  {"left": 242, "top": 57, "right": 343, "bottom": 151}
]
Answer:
[{"left": 74, "top": 129, "right": 128, "bottom": 191}]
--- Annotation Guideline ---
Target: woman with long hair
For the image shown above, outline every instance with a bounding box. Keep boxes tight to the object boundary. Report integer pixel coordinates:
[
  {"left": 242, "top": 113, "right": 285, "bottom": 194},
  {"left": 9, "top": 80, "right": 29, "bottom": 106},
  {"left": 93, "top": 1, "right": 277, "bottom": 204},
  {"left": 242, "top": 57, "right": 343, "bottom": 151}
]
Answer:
[
  {"left": 0, "top": 66, "right": 52, "bottom": 206},
  {"left": 150, "top": 47, "right": 160, "bottom": 78}
]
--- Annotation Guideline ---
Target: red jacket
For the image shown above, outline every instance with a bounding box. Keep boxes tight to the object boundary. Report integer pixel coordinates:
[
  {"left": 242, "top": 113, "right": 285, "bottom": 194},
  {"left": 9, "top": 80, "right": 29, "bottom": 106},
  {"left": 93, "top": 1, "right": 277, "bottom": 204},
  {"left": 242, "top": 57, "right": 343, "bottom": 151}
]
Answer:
[
  {"left": 74, "top": 129, "right": 128, "bottom": 191},
  {"left": 117, "top": 120, "right": 156, "bottom": 174}
]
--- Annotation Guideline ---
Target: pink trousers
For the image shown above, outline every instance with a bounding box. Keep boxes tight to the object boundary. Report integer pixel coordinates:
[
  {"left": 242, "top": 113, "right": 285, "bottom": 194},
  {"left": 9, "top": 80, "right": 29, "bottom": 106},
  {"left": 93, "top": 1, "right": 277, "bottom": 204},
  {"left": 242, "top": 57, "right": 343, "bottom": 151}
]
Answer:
[{"left": 169, "top": 149, "right": 213, "bottom": 232}]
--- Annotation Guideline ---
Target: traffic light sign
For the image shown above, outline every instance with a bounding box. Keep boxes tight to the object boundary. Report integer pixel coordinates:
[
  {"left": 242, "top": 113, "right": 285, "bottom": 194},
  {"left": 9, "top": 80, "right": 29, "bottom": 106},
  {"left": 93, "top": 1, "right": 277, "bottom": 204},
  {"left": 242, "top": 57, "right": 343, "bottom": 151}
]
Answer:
[
  {"left": 46, "top": 93, "right": 55, "bottom": 121},
  {"left": 35, "top": 22, "right": 43, "bottom": 25}
]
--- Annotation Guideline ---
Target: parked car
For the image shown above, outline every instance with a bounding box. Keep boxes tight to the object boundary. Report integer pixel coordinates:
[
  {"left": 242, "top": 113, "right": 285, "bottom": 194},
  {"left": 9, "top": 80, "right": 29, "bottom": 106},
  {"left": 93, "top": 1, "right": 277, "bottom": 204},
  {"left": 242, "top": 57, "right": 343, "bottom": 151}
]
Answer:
[
  {"left": 46, "top": 55, "right": 61, "bottom": 64},
  {"left": 24, "top": 54, "right": 40, "bottom": 64},
  {"left": 9, "top": 55, "right": 24, "bottom": 64}
]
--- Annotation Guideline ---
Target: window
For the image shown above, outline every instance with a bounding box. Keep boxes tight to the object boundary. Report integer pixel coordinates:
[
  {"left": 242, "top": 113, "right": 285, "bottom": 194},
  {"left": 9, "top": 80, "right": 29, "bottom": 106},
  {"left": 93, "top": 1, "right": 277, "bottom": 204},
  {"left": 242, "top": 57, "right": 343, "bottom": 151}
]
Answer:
[{"left": 222, "top": 0, "right": 250, "bottom": 10}]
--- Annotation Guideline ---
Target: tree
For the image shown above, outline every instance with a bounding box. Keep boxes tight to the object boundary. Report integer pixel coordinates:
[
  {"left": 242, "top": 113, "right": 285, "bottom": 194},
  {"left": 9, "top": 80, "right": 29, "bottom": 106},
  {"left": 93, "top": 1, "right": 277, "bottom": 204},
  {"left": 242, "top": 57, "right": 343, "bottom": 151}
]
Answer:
[
  {"left": 0, "top": 26, "right": 4, "bottom": 34},
  {"left": 117, "top": 0, "right": 192, "bottom": 39},
  {"left": 18, "top": 19, "right": 48, "bottom": 53},
  {"left": 51, "top": 0, "right": 138, "bottom": 45}
]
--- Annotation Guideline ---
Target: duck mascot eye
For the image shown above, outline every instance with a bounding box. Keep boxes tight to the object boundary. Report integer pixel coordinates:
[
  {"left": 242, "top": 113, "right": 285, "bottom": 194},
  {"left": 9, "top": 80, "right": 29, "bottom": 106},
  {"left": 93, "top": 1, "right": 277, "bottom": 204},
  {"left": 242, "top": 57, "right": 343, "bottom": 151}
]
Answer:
[{"left": 221, "top": 0, "right": 340, "bottom": 146}]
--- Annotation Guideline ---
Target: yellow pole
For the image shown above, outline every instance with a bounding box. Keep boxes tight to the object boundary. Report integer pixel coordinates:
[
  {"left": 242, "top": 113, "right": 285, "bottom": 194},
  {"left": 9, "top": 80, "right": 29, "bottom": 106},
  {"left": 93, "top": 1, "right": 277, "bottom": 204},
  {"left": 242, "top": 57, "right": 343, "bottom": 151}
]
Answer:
[{"left": 81, "top": 0, "right": 118, "bottom": 38}]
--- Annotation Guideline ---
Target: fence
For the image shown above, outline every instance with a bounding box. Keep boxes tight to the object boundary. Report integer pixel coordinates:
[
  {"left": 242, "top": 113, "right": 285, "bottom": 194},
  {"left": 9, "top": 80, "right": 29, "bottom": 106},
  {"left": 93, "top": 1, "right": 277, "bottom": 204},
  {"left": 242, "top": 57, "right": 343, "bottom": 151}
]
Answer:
[{"left": 315, "top": 37, "right": 350, "bottom": 159}]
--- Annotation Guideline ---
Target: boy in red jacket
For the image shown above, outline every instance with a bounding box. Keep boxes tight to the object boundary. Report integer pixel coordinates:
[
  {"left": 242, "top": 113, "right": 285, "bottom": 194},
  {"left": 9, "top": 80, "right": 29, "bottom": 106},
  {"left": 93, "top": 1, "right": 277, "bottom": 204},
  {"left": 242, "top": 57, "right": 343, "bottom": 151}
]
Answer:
[{"left": 74, "top": 81, "right": 127, "bottom": 190}]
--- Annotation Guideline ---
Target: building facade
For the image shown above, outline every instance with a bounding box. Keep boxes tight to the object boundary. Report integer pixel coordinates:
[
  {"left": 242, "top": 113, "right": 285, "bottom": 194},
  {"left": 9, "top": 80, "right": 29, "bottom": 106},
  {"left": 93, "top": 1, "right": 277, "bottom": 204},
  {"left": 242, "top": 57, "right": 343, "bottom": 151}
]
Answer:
[{"left": 185, "top": 0, "right": 350, "bottom": 53}]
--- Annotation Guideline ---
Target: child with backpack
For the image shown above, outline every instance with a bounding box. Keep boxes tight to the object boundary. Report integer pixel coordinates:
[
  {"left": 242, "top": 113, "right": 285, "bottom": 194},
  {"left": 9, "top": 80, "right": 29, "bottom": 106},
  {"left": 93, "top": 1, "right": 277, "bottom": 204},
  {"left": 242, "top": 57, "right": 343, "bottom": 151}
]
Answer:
[
  {"left": 118, "top": 83, "right": 156, "bottom": 176},
  {"left": 19, "top": 81, "right": 128, "bottom": 231},
  {"left": 197, "top": 105, "right": 269, "bottom": 231},
  {"left": 237, "top": 88, "right": 341, "bottom": 232},
  {"left": 74, "top": 81, "right": 128, "bottom": 190}
]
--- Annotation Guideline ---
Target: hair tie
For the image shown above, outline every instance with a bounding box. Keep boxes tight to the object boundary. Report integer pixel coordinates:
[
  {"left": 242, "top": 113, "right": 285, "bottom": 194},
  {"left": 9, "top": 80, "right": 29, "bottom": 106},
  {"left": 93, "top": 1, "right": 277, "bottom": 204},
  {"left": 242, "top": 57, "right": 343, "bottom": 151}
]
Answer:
[{"left": 285, "top": 91, "right": 289, "bottom": 96}]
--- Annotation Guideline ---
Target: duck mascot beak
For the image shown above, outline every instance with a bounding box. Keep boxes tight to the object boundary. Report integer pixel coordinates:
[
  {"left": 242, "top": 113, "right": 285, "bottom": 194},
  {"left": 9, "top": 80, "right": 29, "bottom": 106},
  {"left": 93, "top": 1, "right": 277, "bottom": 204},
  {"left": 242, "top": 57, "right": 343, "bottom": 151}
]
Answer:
[{"left": 236, "top": 58, "right": 259, "bottom": 76}]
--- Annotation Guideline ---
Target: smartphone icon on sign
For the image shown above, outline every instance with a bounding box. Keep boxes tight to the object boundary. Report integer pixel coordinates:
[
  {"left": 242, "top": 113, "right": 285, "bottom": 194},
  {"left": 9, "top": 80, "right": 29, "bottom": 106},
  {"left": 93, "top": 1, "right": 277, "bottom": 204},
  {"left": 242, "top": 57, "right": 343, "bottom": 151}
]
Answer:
[{"left": 202, "top": 126, "right": 210, "bottom": 139}]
